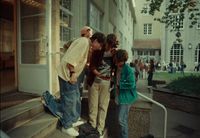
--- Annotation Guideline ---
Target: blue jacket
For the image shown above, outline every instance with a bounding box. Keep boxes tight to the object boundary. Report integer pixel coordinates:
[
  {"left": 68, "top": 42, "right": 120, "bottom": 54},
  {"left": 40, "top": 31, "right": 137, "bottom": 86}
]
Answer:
[{"left": 114, "top": 63, "right": 138, "bottom": 104}]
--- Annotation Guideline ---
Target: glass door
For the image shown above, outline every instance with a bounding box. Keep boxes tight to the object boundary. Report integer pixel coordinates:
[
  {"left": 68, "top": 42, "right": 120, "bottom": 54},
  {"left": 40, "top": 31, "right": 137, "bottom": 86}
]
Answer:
[{"left": 18, "top": 0, "right": 51, "bottom": 94}]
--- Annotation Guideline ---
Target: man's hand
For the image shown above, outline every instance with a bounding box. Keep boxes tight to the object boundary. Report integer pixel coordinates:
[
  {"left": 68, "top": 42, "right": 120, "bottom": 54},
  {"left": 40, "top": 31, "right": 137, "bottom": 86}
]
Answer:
[{"left": 69, "top": 73, "right": 77, "bottom": 84}]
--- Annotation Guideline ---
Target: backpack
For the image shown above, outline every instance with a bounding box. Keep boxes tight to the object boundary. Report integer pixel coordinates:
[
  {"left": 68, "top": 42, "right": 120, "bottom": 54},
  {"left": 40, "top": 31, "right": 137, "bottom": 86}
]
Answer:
[{"left": 77, "top": 123, "right": 100, "bottom": 138}]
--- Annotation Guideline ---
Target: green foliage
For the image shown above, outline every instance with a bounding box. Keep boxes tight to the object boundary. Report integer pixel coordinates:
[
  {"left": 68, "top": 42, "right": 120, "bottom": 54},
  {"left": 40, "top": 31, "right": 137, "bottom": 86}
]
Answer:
[
  {"left": 165, "top": 75, "right": 200, "bottom": 96},
  {"left": 141, "top": 0, "right": 200, "bottom": 32},
  {"left": 141, "top": 0, "right": 200, "bottom": 46}
]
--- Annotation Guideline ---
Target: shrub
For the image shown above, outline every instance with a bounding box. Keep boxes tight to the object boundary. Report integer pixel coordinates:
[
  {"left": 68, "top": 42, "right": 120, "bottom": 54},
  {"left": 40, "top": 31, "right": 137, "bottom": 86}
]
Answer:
[{"left": 165, "top": 75, "right": 200, "bottom": 96}]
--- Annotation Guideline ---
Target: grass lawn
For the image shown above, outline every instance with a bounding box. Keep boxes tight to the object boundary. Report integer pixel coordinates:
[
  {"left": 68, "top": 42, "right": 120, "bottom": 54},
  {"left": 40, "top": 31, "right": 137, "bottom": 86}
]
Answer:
[
  {"left": 153, "top": 71, "right": 200, "bottom": 83},
  {"left": 153, "top": 71, "right": 200, "bottom": 96}
]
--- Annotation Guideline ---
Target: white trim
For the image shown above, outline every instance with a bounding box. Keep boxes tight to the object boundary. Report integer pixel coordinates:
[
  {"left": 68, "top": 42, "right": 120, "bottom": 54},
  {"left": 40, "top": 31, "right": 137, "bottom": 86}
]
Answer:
[
  {"left": 138, "top": 91, "right": 167, "bottom": 138},
  {"left": 21, "top": 13, "right": 45, "bottom": 19},
  {"left": 47, "top": 0, "right": 52, "bottom": 93}
]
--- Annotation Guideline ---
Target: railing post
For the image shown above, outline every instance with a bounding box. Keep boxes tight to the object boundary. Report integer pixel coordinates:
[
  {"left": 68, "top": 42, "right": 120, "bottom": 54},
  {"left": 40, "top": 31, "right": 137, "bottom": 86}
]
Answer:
[{"left": 137, "top": 92, "right": 167, "bottom": 138}]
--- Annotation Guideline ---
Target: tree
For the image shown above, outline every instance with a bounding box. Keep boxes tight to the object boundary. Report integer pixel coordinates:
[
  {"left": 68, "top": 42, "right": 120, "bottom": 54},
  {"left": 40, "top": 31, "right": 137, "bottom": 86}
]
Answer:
[{"left": 141, "top": 0, "right": 200, "bottom": 42}]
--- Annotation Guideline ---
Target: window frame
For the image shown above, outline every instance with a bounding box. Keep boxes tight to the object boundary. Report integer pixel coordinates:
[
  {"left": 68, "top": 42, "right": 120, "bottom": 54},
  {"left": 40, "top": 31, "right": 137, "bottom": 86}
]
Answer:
[
  {"left": 197, "top": 21, "right": 200, "bottom": 29},
  {"left": 60, "top": 0, "right": 73, "bottom": 48},
  {"left": 89, "top": 2, "right": 103, "bottom": 32},
  {"left": 170, "top": 43, "right": 183, "bottom": 63},
  {"left": 195, "top": 44, "right": 200, "bottom": 62},
  {"left": 144, "top": 23, "right": 152, "bottom": 35},
  {"left": 170, "top": 14, "right": 184, "bottom": 31}
]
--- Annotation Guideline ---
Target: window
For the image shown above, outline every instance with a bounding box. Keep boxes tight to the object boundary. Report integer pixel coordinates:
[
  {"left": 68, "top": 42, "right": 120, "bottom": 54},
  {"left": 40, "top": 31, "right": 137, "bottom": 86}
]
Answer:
[
  {"left": 171, "top": 14, "right": 183, "bottom": 30},
  {"left": 143, "top": 3, "right": 149, "bottom": 15},
  {"left": 144, "top": 23, "right": 152, "bottom": 35},
  {"left": 60, "top": 0, "right": 72, "bottom": 48},
  {"left": 138, "top": 50, "right": 143, "bottom": 55},
  {"left": 150, "top": 50, "right": 155, "bottom": 56},
  {"left": 90, "top": 3, "right": 103, "bottom": 31},
  {"left": 197, "top": 21, "right": 200, "bottom": 29},
  {"left": 170, "top": 44, "right": 183, "bottom": 63},
  {"left": 195, "top": 44, "right": 200, "bottom": 62},
  {"left": 144, "top": 51, "right": 148, "bottom": 55}
]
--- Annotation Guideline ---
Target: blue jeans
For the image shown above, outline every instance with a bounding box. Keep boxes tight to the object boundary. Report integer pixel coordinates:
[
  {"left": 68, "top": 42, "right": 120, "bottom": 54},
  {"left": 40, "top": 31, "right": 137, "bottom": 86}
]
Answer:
[
  {"left": 117, "top": 104, "right": 131, "bottom": 138},
  {"left": 147, "top": 72, "right": 153, "bottom": 86},
  {"left": 58, "top": 77, "right": 81, "bottom": 128},
  {"left": 43, "top": 77, "right": 81, "bottom": 128},
  {"left": 77, "top": 68, "right": 86, "bottom": 97}
]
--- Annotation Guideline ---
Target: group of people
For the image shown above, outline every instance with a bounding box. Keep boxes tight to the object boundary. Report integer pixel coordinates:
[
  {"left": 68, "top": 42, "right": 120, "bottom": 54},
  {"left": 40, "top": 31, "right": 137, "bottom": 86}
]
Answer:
[
  {"left": 130, "top": 59, "right": 155, "bottom": 86},
  {"left": 42, "top": 26, "right": 138, "bottom": 138},
  {"left": 167, "top": 61, "right": 186, "bottom": 74}
]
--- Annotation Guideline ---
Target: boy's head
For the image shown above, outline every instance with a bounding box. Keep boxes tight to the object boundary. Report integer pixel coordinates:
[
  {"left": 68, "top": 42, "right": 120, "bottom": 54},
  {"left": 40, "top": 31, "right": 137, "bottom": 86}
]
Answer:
[
  {"left": 106, "top": 33, "right": 119, "bottom": 48},
  {"left": 90, "top": 32, "right": 106, "bottom": 51},
  {"left": 114, "top": 49, "right": 128, "bottom": 67}
]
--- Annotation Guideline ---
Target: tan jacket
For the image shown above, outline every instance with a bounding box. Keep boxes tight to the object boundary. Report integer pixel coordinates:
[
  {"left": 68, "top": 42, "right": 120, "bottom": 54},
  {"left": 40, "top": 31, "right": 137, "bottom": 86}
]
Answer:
[{"left": 57, "top": 37, "right": 90, "bottom": 81}]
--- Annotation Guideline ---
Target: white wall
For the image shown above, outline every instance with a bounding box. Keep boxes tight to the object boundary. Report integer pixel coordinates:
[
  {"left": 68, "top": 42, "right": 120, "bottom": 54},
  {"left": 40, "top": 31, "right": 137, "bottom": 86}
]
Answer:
[{"left": 164, "top": 1, "right": 200, "bottom": 71}]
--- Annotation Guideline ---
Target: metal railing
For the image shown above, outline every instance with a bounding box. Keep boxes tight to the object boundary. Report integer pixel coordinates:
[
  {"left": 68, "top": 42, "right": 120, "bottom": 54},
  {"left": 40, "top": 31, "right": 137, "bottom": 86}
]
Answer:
[{"left": 137, "top": 91, "right": 167, "bottom": 138}]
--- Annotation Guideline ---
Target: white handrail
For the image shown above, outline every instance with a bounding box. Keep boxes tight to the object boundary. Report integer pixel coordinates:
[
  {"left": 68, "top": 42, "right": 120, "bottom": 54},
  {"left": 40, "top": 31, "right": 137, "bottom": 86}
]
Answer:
[{"left": 137, "top": 92, "right": 167, "bottom": 138}]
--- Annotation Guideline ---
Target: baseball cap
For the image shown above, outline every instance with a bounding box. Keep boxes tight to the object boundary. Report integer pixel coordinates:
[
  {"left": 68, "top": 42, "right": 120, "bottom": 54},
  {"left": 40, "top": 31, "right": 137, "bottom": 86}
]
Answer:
[{"left": 80, "top": 26, "right": 92, "bottom": 36}]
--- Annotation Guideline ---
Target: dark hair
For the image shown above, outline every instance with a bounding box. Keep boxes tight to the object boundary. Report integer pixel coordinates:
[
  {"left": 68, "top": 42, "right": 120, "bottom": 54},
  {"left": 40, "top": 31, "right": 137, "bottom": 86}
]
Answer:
[
  {"left": 114, "top": 49, "right": 128, "bottom": 62},
  {"left": 90, "top": 32, "right": 106, "bottom": 45},
  {"left": 130, "top": 62, "right": 134, "bottom": 67},
  {"left": 106, "top": 33, "right": 117, "bottom": 48}
]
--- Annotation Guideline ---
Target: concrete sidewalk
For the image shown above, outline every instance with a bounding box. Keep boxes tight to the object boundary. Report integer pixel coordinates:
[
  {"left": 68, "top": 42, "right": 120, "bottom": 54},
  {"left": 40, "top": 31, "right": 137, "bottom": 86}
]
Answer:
[{"left": 136, "top": 79, "right": 200, "bottom": 138}]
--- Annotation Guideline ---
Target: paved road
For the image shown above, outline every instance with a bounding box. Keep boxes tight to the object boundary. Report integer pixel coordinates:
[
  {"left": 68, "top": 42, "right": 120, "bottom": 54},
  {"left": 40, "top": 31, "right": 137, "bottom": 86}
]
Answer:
[{"left": 136, "top": 79, "right": 200, "bottom": 138}]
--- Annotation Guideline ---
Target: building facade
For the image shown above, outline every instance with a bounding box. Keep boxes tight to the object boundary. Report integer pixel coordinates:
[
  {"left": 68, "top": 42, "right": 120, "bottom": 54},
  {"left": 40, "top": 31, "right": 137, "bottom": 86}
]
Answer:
[
  {"left": 132, "top": 0, "right": 164, "bottom": 64},
  {"left": 133, "top": 0, "right": 200, "bottom": 71},
  {"left": 0, "top": 0, "right": 136, "bottom": 95},
  {"left": 163, "top": 0, "right": 200, "bottom": 71}
]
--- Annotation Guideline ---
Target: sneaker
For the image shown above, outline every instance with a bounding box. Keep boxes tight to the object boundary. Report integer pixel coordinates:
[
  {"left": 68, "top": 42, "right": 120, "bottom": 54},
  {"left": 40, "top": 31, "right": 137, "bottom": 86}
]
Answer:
[
  {"left": 72, "top": 120, "right": 85, "bottom": 127},
  {"left": 61, "top": 127, "right": 79, "bottom": 137}
]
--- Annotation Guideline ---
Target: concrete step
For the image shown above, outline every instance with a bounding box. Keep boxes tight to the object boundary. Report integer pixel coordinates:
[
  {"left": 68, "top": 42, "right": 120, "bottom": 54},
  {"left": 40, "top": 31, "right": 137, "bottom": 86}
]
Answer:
[
  {"left": 45, "top": 125, "right": 109, "bottom": 138},
  {"left": 44, "top": 129, "right": 75, "bottom": 138},
  {"left": 0, "top": 98, "right": 44, "bottom": 132},
  {"left": 7, "top": 112, "right": 58, "bottom": 138}
]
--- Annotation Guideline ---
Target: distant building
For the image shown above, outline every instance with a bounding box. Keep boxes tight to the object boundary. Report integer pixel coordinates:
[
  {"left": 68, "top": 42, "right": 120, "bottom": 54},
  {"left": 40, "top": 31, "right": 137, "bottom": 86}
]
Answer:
[
  {"left": 163, "top": 0, "right": 200, "bottom": 71},
  {"left": 133, "top": 0, "right": 200, "bottom": 71},
  {"left": 133, "top": 0, "right": 163, "bottom": 64}
]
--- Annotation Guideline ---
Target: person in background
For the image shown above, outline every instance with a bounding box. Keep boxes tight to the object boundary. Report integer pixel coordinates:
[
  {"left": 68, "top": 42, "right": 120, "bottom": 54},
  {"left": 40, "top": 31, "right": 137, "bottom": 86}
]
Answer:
[
  {"left": 87, "top": 33, "right": 118, "bottom": 136},
  {"left": 180, "top": 61, "right": 186, "bottom": 75},
  {"left": 113, "top": 49, "right": 138, "bottom": 138},
  {"left": 130, "top": 59, "right": 139, "bottom": 82},
  {"left": 42, "top": 31, "right": 106, "bottom": 137},
  {"left": 147, "top": 59, "right": 155, "bottom": 86}
]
